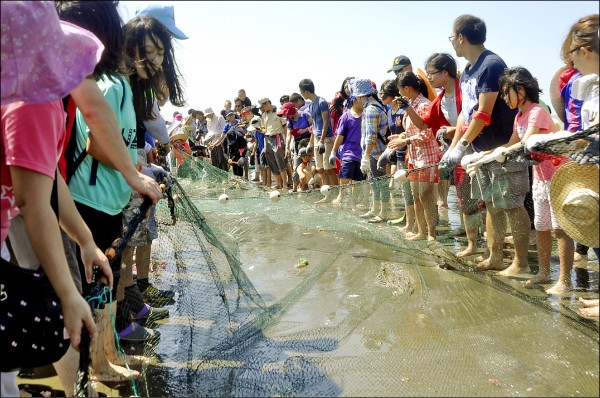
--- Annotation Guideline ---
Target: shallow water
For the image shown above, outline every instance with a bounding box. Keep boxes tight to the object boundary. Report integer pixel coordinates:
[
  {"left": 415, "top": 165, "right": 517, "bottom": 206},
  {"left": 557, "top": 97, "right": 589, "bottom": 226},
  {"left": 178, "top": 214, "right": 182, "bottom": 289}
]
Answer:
[{"left": 117, "top": 182, "right": 599, "bottom": 397}]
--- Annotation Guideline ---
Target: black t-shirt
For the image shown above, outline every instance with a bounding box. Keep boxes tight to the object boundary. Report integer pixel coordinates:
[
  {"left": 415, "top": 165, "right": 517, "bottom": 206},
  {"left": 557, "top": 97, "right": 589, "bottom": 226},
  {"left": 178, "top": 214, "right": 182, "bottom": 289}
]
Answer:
[{"left": 460, "top": 50, "right": 517, "bottom": 152}]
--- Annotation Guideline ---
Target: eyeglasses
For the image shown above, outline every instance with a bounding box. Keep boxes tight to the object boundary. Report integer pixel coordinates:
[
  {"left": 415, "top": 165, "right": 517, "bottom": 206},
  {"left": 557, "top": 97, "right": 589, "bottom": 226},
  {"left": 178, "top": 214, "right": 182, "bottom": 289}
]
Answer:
[
  {"left": 427, "top": 70, "right": 441, "bottom": 77},
  {"left": 567, "top": 45, "right": 585, "bottom": 55},
  {"left": 448, "top": 34, "right": 456, "bottom": 42}
]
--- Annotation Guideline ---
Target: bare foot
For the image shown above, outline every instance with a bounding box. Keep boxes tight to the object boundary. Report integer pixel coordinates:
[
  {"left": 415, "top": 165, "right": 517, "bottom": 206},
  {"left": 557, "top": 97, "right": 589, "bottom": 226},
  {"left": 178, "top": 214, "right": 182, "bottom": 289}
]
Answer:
[
  {"left": 331, "top": 197, "right": 342, "bottom": 207},
  {"left": 314, "top": 196, "right": 330, "bottom": 204},
  {"left": 427, "top": 235, "right": 436, "bottom": 242},
  {"left": 406, "top": 233, "right": 426, "bottom": 241},
  {"left": 456, "top": 244, "right": 477, "bottom": 258},
  {"left": 579, "top": 306, "right": 599, "bottom": 317},
  {"left": 91, "top": 362, "right": 140, "bottom": 382},
  {"left": 578, "top": 298, "right": 600, "bottom": 307},
  {"left": 545, "top": 281, "right": 572, "bottom": 295},
  {"left": 497, "top": 263, "right": 531, "bottom": 277},
  {"left": 474, "top": 256, "right": 507, "bottom": 271},
  {"left": 398, "top": 225, "right": 412, "bottom": 234},
  {"left": 524, "top": 273, "right": 552, "bottom": 286}
]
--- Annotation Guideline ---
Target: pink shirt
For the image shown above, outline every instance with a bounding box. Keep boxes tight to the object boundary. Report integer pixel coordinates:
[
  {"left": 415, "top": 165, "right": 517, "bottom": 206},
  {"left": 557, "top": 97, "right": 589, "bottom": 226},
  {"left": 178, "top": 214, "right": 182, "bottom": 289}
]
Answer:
[
  {"left": 514, "top": 103, "right": 566, "bottom": 201},
  {"left": 1, "top": 100, "right": 66, "bottom": 242}
]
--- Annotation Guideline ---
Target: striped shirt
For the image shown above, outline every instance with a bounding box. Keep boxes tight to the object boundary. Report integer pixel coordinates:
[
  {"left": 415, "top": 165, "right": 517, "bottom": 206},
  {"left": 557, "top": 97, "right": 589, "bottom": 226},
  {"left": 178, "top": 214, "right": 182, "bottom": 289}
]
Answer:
[{"left": 403, "top": 94, "right": 442, "bottom": 167}]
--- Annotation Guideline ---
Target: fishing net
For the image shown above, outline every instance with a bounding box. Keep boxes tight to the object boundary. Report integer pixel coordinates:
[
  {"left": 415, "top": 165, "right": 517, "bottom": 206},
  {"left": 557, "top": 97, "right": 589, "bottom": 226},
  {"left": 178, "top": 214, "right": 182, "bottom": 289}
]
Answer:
[{"left": 98, "top": 127, "right": 598, "bottom": 397}]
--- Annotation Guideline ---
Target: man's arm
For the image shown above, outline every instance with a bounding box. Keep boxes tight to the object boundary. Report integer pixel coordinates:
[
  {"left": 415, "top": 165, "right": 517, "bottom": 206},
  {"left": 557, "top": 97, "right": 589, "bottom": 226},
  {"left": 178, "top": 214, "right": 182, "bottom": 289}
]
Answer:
[{"left": 461, "top": 91, "right": 498, "bottom": 144}]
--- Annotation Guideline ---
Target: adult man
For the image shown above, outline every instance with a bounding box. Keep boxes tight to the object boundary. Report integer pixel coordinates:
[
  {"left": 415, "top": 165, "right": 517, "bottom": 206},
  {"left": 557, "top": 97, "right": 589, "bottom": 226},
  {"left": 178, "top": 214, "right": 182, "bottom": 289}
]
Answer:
[
  {"left": 258, "top": 98, "right": 288, "bottom": 191},
  {"left": 444, "top": 14, "right": 526, "bottom": 273},
  {"left": 220, "top": 100, "right": 232, "bottom": 118},
  {"left": 299, "top": 79, "right": 337, "bottom": 200},
  {"left": 204, "top": 107, "right": 228, "bottom": 171},
  {"left": 236, "top": 89, "right": 252, "bottom": 108},
  {"left": 387, "top": 55, "right": 437, "bottom": 101}
]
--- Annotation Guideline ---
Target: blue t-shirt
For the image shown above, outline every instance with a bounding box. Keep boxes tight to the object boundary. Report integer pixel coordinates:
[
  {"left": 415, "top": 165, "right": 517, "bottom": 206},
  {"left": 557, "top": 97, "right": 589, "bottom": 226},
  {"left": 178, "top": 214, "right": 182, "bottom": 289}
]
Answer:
[
  {"left": 309, "top": 96, "right": 333, "bottom": 139},
  {"left": 460, "top": 50, "right": 517, "bottom": 152},
  {"left": 70, "top": 74, "right": 137, "bottom": 216},
  {"left": 387, "top": 105, "right": 406, "bottom": 161},
  {"left": 336, "top": 109, "right": 362, "bottom": 162},
  {"left": 287, "top": 110, "right": 312, "bottom": 141}
]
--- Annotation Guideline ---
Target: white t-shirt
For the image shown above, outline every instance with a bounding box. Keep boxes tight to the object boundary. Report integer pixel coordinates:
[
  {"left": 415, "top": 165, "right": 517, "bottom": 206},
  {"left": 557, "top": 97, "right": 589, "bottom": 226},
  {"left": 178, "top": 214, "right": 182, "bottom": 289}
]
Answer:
[{"left": 441, "top": 92, "right": 458, "bottom": 127}]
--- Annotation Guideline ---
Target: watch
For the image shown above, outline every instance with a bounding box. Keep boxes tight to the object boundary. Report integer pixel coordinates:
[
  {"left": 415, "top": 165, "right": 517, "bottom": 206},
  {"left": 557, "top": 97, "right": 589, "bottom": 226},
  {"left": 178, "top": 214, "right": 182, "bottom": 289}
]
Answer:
[{"left": 459, "top": 138, "right": 470, "bottom": 147}]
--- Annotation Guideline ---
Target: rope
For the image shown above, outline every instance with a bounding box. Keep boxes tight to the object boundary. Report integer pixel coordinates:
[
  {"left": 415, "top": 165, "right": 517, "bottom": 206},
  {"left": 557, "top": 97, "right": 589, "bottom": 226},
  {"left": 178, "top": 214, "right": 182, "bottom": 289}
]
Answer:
[{"left": 74, "top": 198, "right": 153, "bottom": 397}]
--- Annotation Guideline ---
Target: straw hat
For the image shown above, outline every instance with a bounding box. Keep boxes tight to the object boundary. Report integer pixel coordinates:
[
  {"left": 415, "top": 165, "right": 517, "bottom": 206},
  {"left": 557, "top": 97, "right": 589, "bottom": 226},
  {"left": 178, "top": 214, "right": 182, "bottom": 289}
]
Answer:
[
  {"left": 170, "top": 131, "right": 188, "bottom": 143},
  {"left": 550, "top": 162, "right": 599, "bottom": 248}
]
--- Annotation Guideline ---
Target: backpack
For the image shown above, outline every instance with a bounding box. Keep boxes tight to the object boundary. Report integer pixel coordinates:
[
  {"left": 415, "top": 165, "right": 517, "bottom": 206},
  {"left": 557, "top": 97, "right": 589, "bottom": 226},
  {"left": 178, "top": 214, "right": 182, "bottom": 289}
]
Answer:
[{"left": 61, "top": 76, "right": 127, "bottom": 186}]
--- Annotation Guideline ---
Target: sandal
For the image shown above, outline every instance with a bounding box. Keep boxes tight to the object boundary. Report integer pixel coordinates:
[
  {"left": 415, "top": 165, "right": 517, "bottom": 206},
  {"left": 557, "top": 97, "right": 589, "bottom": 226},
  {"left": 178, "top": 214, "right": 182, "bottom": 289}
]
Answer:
[
  {"left": 367, "top": 215, "right": 386, "bottom": 223},
  {"left": 359, "top": 211, "right": 376, "bottom": 219}
]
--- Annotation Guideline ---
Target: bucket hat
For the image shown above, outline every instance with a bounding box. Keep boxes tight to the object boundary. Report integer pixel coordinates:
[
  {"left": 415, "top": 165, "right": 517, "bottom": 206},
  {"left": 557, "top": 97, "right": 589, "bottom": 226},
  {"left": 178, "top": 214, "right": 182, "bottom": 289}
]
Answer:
[
  {"left": 135, "top": 3, "right": 188, "bottom": 40},
  {"left": 550, "top": 162, "right": 599, "bottom": 248},
  {"left": 350, "top": 78, "right": 377, "bottom": 97},
  {"left": 1, "top": 1, "right": 104, "bottom": 105}
]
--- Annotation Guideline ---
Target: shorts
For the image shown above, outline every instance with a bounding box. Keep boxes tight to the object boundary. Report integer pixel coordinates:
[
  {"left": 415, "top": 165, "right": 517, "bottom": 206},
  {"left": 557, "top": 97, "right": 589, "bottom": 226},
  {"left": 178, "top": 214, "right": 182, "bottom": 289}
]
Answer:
[
  {"left": 472, "top": 158, "right": 529, "bottom": 210},
  {"left": 534, "top": 199, "right": 561, "bottom": 231},
  {"left": 264, "top": 134, "right": 287, "bottom": 174},
  {"left": 313, "top": 136, "right": 335, "bottom": 170},
  {"left": 407, "top": 162, "right": 440, "bottom": 183},
  {"left": 338, "top": 159, "right": 365, "bottom": 181},
  {"left": 122, "top": 190, "right": 150, "bottom": 247},
  {"left": 454, "top": 165, "right": 482, "bottom": 215}
]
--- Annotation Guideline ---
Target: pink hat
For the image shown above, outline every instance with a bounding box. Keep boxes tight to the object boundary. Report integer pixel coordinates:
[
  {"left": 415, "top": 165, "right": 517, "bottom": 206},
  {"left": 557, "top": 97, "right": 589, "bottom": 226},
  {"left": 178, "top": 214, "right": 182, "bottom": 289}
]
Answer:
[{"left": 1, "top": 1, "right": 104, "bottom": 105}]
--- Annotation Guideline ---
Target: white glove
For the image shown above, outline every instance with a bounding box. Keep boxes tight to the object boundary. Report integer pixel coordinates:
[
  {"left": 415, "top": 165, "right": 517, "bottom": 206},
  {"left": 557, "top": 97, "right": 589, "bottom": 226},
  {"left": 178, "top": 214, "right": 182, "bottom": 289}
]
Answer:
[
  {"left": 317, "top": 140, "right": 326, "bottom": 155},
  {"left": 446, "top": 144, "right": 468, "bottom": 165},
  {"left": 460, "top": 152, "right": 486, "bottom": 170},
  {"left": 141, "top": 164, "right": 171, "bottom": 186},
  {"left": 360, "top": 156, "right": 371, "bottom": 176},
  {"left": 328, "top": 152, "right": 337, "bottom": 166},
  {"left": 436, "top": 127, "right": 447, "bottom": 142},
  {"left": 377, "top": 148, "right": 394, "bottom": 171},
  {"left": 524, "top": 130, "right": 573, "bottom": 154}
]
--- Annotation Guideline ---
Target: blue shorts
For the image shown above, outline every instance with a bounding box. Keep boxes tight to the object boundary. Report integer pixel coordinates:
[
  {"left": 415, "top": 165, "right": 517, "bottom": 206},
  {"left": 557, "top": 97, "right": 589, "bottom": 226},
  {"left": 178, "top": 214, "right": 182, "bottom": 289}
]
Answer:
[{"left": 339, "top": 160, "right": 365, "bottom": 181}]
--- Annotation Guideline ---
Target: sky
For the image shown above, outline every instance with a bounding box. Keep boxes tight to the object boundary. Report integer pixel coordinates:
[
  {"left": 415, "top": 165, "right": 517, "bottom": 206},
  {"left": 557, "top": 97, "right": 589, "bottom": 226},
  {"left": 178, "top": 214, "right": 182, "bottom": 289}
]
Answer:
[{"left": 117, "top": 1, "right": 598, "bottom": 119}]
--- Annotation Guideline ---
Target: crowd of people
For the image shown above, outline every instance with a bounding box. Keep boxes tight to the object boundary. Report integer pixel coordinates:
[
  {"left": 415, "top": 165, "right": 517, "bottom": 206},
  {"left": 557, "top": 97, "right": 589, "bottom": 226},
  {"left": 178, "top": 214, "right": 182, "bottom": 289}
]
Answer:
[{"left": 0, "top": 1, "right": 598, "bottom": 397}]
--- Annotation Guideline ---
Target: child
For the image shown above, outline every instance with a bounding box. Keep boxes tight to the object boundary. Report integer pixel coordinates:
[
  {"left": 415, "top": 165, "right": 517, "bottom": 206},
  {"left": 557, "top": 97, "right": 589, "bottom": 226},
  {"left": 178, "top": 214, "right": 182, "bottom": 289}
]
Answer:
[
  {"left": 330, "top": 90, "right": 365, "bottom": 207},
  {"left": 296, "top": 147, "right": 321, "bottom": 190},
  {"left": 497, "top": 67, "right": 573, "bottom": 294},
  {"left": 389, "top": 72, "right": 442, "bottom": 241}
]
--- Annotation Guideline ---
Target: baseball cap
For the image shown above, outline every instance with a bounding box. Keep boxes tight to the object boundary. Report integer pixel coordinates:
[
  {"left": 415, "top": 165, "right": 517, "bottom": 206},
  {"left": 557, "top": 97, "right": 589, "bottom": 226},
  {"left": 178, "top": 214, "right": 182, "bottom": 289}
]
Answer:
[
  {"left": 224, "top": 109, "right": 235, "bottom": 117},
  {"left": 135, "top": 3, "right": 189, "bottom": 40},
  {"left": 204, "top": 107, "right": 214, "bottom": 115},
  {"left": 387, "top": 55, "right": 411, "bottom": 73}
]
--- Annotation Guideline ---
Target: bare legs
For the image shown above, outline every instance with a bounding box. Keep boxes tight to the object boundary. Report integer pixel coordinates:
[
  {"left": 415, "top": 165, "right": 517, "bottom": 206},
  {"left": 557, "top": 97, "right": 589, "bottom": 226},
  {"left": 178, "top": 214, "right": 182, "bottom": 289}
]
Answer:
[
  {"left": 545, "top": 229, "right": 574, "bottom": 294},
  {"left": 496, "top": 206, "right": 531, "bottom": 275}
]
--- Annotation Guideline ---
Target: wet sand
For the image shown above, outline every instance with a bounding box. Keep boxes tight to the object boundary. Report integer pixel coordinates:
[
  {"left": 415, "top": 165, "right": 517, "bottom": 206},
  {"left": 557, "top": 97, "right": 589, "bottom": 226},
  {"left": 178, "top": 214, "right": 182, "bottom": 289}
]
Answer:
[{"left": 16, "top": 182, "right": 599, "bottom": 397}]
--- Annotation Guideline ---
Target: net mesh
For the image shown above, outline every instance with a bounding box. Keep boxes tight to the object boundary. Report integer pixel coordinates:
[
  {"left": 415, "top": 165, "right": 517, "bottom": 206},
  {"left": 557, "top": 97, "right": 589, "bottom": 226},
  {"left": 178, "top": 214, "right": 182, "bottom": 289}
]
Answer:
[{"left": 102, "top": 130, "right": 597, "bottom": 397}]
